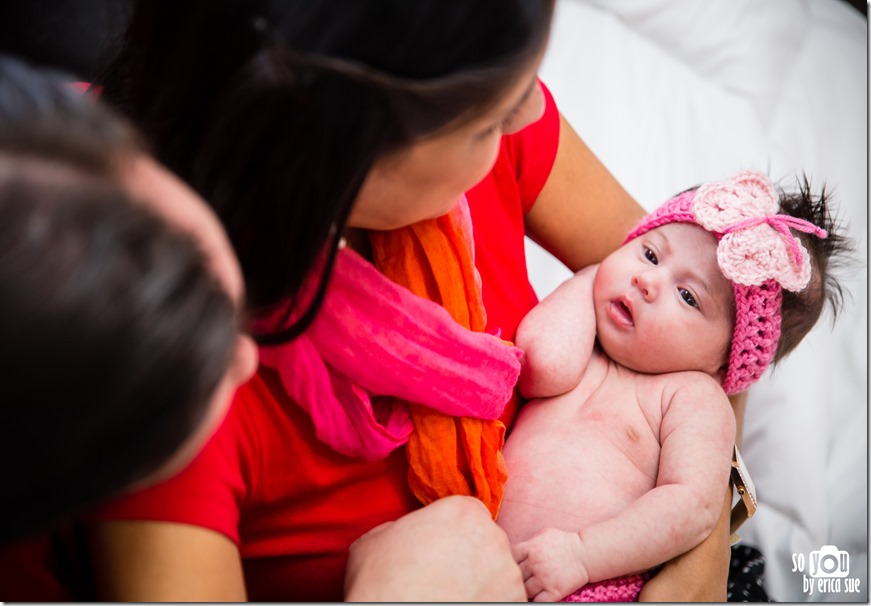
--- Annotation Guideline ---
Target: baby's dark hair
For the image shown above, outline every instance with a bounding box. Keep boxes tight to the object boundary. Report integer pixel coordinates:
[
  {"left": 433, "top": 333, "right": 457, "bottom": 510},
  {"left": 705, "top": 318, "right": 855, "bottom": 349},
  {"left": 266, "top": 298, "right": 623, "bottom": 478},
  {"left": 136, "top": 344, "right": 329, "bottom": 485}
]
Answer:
[
  {"left": 774, "top": 176, "right": 851, "bottom": 362},
  {"left": 0, "top": 55, "right": 238, "bottom": 541}
]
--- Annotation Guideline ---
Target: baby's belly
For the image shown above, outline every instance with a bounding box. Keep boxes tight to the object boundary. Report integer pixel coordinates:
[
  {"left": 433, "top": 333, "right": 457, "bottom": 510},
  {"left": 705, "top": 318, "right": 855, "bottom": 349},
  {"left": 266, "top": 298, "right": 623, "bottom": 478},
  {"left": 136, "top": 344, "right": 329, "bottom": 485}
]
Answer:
[{"left": 498, "top": 388, "right": 661, "bottom": 543}]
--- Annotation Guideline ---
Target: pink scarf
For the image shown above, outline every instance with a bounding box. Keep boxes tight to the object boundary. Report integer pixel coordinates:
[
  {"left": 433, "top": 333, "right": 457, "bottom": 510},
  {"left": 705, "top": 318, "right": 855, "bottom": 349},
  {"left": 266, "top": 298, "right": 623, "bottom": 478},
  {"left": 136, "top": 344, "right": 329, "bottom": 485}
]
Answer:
[{"left": 253, "top": 247, "right": 522, "bottom": 461}]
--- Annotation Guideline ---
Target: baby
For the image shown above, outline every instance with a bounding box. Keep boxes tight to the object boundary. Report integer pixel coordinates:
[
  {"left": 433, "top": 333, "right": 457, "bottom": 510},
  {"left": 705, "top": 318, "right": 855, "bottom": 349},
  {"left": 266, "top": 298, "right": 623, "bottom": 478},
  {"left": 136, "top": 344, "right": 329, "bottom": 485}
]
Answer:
[{"left": 498, "top": 171, "right": 848, "bottom": 602}]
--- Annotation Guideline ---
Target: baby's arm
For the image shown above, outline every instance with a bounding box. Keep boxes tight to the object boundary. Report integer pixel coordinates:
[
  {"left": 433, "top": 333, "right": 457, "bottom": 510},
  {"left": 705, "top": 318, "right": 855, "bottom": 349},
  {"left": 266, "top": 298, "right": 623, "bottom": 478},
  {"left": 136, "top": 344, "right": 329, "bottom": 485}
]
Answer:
[
  {"left": 515, "top": 265, "right": 598, "bottom": 399},
  {"left": 513, "top": 375, "right": 735, "bottom": 601}
]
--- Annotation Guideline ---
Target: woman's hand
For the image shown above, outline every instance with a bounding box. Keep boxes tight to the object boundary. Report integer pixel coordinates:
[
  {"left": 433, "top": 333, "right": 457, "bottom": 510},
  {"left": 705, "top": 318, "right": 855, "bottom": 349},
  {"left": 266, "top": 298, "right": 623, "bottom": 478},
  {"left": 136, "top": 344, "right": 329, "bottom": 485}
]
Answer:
[{"left": 344, "top": 496, "right": 526, "bottom": 602}]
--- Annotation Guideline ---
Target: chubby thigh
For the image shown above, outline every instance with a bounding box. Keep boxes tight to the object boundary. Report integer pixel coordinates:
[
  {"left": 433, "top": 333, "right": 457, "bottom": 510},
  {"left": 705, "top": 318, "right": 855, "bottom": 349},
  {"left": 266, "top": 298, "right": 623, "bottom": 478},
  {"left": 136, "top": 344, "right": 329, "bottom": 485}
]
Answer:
[{"left": 499, "top": 354, "right": 666, "bottom": 544}]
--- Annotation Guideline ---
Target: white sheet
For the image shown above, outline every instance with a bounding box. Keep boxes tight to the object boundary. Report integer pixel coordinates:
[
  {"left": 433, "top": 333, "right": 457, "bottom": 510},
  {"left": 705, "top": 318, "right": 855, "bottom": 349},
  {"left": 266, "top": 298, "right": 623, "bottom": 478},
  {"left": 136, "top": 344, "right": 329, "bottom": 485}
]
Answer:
[{"left": 532, "top": 1, "right": 868, "bottom": 600}]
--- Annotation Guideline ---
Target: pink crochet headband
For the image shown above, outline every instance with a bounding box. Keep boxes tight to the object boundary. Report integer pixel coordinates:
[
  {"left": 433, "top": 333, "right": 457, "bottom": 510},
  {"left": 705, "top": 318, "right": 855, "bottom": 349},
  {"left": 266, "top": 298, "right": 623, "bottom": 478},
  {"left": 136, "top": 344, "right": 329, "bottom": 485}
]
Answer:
[{"left": 624, "top": 170, "right": 827, "bottom": 394}]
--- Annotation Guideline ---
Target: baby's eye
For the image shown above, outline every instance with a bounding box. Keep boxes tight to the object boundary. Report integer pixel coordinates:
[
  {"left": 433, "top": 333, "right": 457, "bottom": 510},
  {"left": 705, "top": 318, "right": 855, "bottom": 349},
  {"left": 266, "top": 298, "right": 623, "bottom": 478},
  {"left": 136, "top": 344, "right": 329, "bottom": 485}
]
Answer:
[
  {"left": 643, "top": 247, "right": 658, "bottom": 264},
  {"left": 679, "top": 288, "right": 699, "bottom": 309}
]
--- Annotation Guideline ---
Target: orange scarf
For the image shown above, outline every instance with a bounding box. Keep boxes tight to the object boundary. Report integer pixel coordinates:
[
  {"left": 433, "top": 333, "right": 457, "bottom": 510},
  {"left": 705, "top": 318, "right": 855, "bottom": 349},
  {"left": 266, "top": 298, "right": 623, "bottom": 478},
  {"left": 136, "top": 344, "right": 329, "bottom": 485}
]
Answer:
[{"left": 369, "top": 196, "right": 513, "bottom": 519}]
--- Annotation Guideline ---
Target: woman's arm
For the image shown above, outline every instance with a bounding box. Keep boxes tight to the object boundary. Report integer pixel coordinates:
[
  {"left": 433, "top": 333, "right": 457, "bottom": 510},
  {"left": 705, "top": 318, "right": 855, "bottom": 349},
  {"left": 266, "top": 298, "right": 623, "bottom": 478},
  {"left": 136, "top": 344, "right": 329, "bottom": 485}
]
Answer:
[
  {"left": 88, "top": 520, "right": 247, "bottom": 601},
  {"left": 525, "top": 113, "right": 645, "bottom": 271},
  {"left": 90, "top": 499, "right": 526, "bottom": 602}
]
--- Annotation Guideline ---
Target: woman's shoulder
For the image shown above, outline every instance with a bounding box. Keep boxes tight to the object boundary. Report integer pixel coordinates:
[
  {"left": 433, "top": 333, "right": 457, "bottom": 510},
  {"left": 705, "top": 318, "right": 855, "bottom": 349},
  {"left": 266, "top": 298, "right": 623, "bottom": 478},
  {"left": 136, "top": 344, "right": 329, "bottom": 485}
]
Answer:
[{"left": 499, "top": 80, "right": 561, "bottom": 211}]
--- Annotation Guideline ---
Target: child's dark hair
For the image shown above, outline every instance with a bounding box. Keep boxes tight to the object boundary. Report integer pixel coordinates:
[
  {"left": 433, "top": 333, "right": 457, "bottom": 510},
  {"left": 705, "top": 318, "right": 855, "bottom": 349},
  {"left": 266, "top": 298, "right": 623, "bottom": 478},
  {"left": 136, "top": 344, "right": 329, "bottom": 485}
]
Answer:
[
  {"left": 775, "top": 176, "right": 851, "bottom": 361},
  {"left": 96, "top": 0, "right": 556, "bottom": 343},
  {"left": 0, "top": 55, "right": 238, "bottom": 541}
]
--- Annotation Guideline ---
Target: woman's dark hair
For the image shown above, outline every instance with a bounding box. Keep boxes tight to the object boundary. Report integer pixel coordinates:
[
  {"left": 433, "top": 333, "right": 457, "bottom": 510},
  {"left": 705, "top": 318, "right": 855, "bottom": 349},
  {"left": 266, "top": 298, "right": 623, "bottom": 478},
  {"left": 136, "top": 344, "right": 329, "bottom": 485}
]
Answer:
[
  {"left": 0, "top": 55, "right": 238, "bottom": 541},
  {"left": 96, "top": 0, "right": 555, "bottom": 342}
]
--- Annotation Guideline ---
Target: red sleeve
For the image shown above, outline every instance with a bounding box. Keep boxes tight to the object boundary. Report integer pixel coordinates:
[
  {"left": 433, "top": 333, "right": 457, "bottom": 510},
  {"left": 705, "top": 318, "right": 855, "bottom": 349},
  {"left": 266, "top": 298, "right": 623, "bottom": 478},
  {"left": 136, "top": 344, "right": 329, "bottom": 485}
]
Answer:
[
  {"left": 88, "top": 387, "right": 260, "bottom": 546},
  {"left": 466, "top": 79, "right": 560, "bottom": 350},
  {"left": 505, "top": 79, "right": 560, "bottom": 213}
]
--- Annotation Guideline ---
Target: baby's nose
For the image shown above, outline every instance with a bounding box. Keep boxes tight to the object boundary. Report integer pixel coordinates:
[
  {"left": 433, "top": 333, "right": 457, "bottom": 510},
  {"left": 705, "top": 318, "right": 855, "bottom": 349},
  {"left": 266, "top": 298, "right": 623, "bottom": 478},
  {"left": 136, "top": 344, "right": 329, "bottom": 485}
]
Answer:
[{"left": 632, "top": 272, "right": 656, "bottom": 301}]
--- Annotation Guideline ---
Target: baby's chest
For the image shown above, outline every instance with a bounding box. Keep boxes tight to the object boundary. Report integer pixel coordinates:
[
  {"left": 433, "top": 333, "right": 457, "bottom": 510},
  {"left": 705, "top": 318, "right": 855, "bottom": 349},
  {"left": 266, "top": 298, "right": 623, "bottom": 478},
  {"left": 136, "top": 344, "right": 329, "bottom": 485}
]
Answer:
[
  {"left": 502, "top": 372, "right": 664, "bottom": 532},
  {"left": 511, "top": 370, "right": 662, "bottom": 479},
  {"left": 576, "top": 375, "right": 661, "bottom": 464}
]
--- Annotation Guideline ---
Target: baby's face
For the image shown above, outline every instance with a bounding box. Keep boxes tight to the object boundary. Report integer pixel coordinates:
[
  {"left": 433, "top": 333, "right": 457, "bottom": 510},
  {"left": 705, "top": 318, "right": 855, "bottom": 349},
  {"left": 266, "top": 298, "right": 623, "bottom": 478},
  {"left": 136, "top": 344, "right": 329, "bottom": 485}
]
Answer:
[{"left": 593, "top": 222, "right": 734, "bottom": 380}]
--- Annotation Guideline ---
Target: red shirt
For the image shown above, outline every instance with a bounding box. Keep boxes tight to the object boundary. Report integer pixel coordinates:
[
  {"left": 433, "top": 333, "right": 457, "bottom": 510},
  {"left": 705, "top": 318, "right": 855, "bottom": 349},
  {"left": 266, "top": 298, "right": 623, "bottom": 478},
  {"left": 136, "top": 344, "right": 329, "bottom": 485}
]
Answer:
[
  {"left": 469, "top": 81, "right": 559, "bottom": 344},
  {"left": 0, "top": 83, "right": 560, "bottom": 602}
]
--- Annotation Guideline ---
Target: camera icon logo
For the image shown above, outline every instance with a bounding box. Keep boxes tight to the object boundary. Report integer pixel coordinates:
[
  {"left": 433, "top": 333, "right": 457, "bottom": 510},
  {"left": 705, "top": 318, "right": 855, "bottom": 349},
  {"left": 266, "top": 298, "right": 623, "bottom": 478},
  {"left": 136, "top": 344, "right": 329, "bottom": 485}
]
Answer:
[{"left": 809, "top": 545, "right": 850, "bottom": 578}]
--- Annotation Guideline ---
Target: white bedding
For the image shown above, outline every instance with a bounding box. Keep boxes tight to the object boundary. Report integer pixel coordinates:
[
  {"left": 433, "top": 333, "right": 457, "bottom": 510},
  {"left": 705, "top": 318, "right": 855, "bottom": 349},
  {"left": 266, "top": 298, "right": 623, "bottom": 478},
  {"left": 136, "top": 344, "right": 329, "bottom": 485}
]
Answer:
[{"left": 532, "top": 0, "right": 868, "bottom": 600}]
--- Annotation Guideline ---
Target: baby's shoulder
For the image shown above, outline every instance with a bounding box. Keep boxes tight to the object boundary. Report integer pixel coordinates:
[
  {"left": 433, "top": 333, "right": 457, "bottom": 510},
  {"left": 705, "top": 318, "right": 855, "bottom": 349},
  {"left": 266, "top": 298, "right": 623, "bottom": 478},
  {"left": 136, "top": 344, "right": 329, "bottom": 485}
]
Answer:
[
  {"left": 655, "top": 370, "right": 731, "bottom": 411},
  {"left": 662, "top": 369, "right": 723, "bottom": 390},
  {"left": 626, "top": 366, "right": 720, "bottom": 393}
]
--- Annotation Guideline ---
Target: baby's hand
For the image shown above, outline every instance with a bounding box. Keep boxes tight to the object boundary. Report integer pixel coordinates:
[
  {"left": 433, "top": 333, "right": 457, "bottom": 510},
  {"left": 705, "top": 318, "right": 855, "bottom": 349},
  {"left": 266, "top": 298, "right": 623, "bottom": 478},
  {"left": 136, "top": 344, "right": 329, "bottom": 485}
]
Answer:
[{"left": 512, "top": 528, "right": 590, "bottom": 602}]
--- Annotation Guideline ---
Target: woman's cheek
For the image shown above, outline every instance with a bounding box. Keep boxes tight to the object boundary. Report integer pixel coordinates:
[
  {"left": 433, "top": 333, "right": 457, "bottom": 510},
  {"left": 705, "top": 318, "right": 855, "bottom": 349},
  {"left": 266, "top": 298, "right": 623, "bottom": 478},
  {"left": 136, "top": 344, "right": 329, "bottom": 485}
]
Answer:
[{"left": 464, "top": 135, "right": 502, "bottom": 190}]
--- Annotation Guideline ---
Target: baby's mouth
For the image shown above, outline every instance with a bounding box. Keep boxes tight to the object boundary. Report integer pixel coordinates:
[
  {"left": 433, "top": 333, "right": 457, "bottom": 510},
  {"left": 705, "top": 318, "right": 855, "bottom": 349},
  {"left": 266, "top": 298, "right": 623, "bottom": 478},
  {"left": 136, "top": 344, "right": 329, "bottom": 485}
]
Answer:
[{"left": 610, "top": 299, "right": 634, "bottom": 327}]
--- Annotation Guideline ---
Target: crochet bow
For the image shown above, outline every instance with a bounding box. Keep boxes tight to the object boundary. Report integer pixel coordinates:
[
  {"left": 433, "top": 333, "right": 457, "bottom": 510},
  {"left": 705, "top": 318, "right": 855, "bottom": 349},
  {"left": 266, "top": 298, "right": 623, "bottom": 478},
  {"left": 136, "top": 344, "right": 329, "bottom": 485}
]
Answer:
[{"left": 692, "top": 170, "right": 827, "bottom": 292}]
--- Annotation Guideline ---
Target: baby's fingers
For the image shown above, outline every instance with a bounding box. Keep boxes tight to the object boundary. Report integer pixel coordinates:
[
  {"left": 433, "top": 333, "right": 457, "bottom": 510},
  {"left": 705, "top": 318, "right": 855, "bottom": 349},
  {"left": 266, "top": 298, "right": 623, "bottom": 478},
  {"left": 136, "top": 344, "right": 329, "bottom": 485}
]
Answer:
[
  {"left": 523, "top": 573, "right": 544, "bottom": 600},
  {"left": 513, "top": 542, "right": 539, "bottom": 585},
  {"left": 533, "top": 589, "right": 563, "bottom": 603},
  {"left": 511, "top": 540, "right": 528, "bottom": 565},
  {"left": 525, "top": 573, "right": 563, "bottom": 604}
]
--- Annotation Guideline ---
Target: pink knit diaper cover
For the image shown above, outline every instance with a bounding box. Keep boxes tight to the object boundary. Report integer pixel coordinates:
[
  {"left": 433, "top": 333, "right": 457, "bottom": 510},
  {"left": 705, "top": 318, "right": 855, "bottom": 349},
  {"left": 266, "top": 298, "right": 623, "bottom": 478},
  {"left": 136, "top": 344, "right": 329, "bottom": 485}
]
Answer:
[{"left": 562, "top": 573, "right": 648, "bottom": 603}]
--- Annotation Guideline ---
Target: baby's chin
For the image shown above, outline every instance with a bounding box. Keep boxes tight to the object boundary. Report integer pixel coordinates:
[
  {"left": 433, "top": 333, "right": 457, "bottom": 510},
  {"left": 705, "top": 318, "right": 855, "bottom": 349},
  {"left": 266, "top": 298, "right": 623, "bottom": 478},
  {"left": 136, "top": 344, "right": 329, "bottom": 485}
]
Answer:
[
  {"left": 603, "top": 350, "right": 664, "bottom": 375},
  {"left": 596, "top": 337, "right": 714, "bottom": 379},
  {"left": 594, "top": 338, "right": 650, "bottom": 374}
]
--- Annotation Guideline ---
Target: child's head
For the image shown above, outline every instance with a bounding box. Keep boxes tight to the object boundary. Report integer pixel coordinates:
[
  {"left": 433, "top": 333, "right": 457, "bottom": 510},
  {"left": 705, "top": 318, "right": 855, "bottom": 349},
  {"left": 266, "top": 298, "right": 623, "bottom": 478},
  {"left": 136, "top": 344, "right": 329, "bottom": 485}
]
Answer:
[
  {"left": 593, "top": 221, "right": 735, "bottom": 382},
  {"left": 0, "top": 55, "right": 256, "bottom": 541},
  {"left": 594, "top": 170, "right": 847, "bottom": 394}
]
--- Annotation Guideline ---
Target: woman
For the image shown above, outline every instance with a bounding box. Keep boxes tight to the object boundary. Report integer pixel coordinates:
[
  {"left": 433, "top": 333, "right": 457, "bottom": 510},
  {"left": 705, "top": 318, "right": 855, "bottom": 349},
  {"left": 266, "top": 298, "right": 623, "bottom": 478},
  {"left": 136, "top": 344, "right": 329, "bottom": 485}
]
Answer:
[
  {"left": 88, "top": 0, "right": 734, "bottom": 600},
  {"left": 0, "top": 55, "right": 526, "bottom": 603}
]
